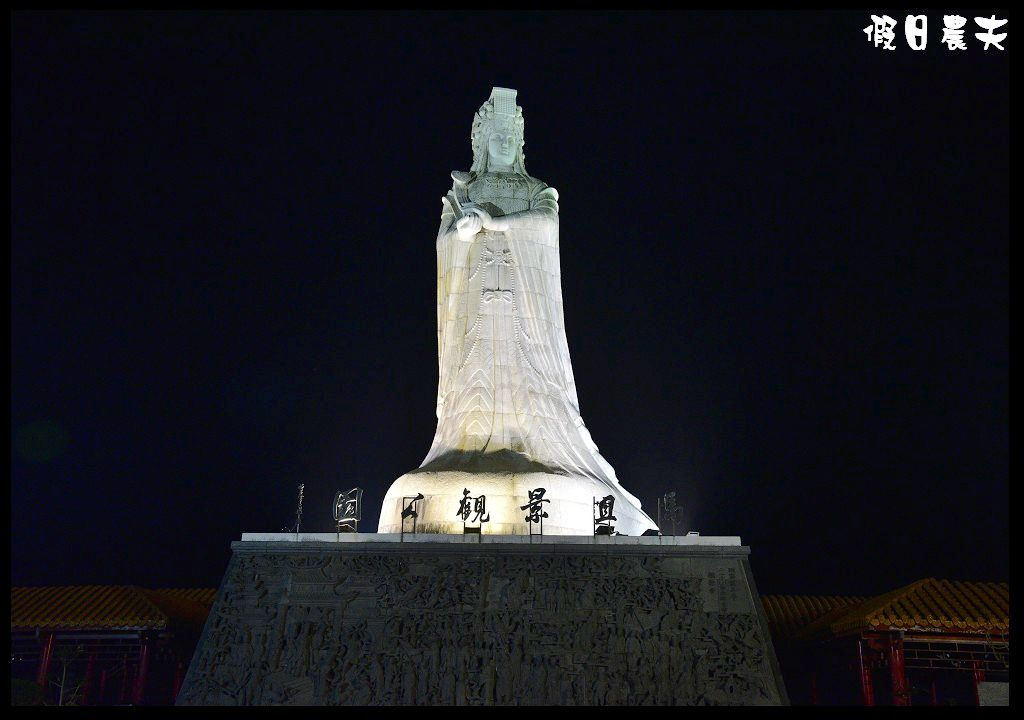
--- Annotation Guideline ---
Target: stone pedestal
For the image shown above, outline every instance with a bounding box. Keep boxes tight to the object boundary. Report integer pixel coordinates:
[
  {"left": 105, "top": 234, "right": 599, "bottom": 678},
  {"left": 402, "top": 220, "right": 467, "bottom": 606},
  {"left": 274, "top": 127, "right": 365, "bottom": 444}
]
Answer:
[{"left": 177, "top": 534, "right": 787, "bottom": 705}]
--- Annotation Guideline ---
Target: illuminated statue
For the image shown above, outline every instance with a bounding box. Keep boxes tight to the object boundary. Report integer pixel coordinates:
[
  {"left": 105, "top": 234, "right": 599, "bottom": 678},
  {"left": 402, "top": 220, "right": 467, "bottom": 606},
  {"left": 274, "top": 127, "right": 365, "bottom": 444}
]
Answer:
[{"left": 378, "top": 88, "right": 658, "bottom": 535}]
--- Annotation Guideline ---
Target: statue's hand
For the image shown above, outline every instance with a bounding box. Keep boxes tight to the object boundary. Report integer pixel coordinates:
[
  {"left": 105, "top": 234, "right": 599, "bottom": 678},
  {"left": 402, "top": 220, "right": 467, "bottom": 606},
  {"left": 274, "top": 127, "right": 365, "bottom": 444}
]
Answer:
[
  {"left": 467, "top": 206, "right": 511, "bottom": 232},
  {"left": 483, "top": 214, "right": 510, "bottom": 232},
  {"left": 455, "top": 213, "right": 483, "bottom": 239}
]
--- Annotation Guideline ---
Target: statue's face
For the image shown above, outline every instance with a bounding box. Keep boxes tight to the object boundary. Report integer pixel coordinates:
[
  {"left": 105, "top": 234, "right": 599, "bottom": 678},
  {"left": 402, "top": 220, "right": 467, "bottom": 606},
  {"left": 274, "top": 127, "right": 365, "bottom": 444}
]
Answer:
[{"left": 487, "top": 129, "right": 516, "bottom": 169}]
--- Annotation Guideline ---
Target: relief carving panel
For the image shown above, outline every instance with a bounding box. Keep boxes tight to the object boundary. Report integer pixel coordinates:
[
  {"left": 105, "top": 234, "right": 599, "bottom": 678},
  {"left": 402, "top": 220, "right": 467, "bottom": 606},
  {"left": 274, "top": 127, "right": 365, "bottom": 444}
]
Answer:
[{"left": 178, "top": 547, "right": 784, "bottom": 705}]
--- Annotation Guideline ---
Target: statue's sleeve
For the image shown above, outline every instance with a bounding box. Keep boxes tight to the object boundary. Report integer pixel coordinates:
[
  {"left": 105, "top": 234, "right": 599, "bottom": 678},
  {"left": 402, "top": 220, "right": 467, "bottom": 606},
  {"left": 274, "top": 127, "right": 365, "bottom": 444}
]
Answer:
[
  {"left": 433, "top": 175, "right": 471, "bottom": 417},
  {"left": 531, "top": 185, "right": 559, "bottom": 214},
  {"left": 437, "top": 170, "right": 472, "bottom": 240},
  {"left": 438, "top": 195, "right": 457, "bottom": 237},
  {"left": 498, "top": 181, "right": 559, "bottom": 232}
]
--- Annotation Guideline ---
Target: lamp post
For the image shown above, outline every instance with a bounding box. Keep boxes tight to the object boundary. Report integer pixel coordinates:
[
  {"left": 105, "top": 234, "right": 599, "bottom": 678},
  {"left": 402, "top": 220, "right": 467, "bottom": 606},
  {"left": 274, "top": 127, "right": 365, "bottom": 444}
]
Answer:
[{"left": 282, "top": 483, "right": 305, "bottom": 537}]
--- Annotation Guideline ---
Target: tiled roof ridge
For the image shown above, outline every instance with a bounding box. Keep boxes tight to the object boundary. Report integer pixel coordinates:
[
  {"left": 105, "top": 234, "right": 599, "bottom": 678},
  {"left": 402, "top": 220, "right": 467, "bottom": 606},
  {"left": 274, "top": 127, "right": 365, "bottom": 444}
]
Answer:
[
  {"left": 795, "top": 578, "right": 1009, "bottom": 640},
  {"left": 796, "top": 578, "right": 933, "bottom": 639},
  {"left": 761, "top": 594, "right": 867, "bottom": 623},
  {"left": 762, "top": 593, "right": 866, "bottom": 603},
  {"left": 861, "top": 577, "right": 936, "bottom": 629},
  {"left": 13, "top": 585, "right": 215, "bottom": 594},
  {"left": 971, "top": 580, "right": 1009, "bottom": 617},
  {"left": 146, "top": 587, "right": 217, "bottom": 603},
  {"left": 14, "top": 585, "right": 120, "bottom": 625},
  {"left": 11, "top": 585, "right": 166, "bottom": 631},
  {"left": 760, "top": 594, "right": 869, "bottom": 641},
  {"left": 126, "top": 584, "right": 172, "bottom": 627},
  {"left": 137, "top": 588, "right": 219, "bottom": 631},
  {"left": 761, "top": 593, "right": 865, "bottom": 600},
  {"left": 11, "top": 585, "right": 215, "bottom": 631}
]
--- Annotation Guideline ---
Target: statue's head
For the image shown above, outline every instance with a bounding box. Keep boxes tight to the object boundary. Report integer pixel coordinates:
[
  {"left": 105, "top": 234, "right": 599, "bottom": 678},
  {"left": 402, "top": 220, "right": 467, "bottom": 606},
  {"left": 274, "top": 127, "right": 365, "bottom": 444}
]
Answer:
[{"left": 471, "top": 87, "right": 526, "bottom": 174}]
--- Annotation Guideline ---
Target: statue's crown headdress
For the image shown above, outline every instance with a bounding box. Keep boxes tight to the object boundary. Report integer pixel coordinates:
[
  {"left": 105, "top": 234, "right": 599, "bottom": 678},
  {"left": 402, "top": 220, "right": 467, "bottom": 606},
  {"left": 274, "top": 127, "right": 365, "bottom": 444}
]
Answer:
[{"left": 471, "top": 87, "right": 526, "bottom": 174}]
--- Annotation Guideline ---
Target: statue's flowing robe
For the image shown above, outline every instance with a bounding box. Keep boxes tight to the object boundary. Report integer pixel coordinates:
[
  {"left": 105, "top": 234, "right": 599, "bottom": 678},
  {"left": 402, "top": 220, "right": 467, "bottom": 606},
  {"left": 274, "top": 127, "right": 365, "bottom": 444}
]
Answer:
[{"left": 421, "top": 170, "right": 644, "bottom": 512}]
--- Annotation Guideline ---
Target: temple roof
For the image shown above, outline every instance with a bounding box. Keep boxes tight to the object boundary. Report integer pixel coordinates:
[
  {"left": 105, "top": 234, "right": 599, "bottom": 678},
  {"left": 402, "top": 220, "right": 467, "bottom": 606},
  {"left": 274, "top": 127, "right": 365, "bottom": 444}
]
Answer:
[
  {"left": 761, "top": 593, "right": 866, "bottom": 640},
  {"left": 771, "top": 579, "right": 1010, "bottom": 641},
  {"left": 11, "top": 586, "right": 216, "bottom": 632}
]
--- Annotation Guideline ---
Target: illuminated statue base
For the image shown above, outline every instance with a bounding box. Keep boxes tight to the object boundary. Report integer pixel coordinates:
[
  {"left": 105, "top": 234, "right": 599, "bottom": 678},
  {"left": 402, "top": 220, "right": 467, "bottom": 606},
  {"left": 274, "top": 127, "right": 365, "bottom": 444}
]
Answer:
[
  {"left": 177, "top": 535, "right": 788, "bottom": 706},
  {"left": 378, "top": 467, "right": 657, "bottom": 536}
]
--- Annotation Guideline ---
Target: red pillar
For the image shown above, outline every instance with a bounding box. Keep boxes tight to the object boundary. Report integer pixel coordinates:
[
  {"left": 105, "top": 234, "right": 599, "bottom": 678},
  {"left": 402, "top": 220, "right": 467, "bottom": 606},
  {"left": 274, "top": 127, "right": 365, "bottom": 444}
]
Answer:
[
  {"left": 36, "top": 632, "right": 56, "bottom": 689},
  {"left": 857, "top": 638, "right": 875, "bottom": 706},
  {"left": 172, "top": 659, "right": 186, "bottom": 703},
  {"left": 132, "top": 636, "right": 152, "bottom": 705},
  {"left": 972, "top": 660, "right": 986, "bottom": 706},
  {"left": 81, "top": 653, "right": 97, "bottom": 706},
  {"left": 887, "top": 633, "right": 910, "bottom": 706},
  {"left": 930, "top": 678, "right": 938, "bottom": 706},
  {"left": 98, "top": 669, "right": 108, "bottom": 705},
  {"left": 809, "top": 672, "right": 819, "bottom": 705}
]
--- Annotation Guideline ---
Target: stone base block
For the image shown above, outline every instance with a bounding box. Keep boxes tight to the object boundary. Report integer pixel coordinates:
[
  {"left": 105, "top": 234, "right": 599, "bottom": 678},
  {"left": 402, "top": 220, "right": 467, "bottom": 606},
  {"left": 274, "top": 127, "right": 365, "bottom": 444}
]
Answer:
[{"left": 177, "top": 536, "right": 787, "bottom": 706}]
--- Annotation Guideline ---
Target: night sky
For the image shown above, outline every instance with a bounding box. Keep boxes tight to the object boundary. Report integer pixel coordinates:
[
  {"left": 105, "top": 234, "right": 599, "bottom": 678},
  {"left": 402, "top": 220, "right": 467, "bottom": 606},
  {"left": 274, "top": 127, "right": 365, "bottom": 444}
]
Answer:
[{"left": 11, "top": 11, "right": 1008, "bottom": 596}]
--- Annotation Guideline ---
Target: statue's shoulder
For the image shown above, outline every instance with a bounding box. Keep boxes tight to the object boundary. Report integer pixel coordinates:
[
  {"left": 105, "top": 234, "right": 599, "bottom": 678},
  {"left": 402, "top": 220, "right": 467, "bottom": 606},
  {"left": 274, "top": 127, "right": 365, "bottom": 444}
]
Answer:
[
  {"left": 522, "top": 175, "right": 559, "bottom": 212},
  {"left": 445, "top": 171, "right": 557, "bottom": 209},
  {"left": 451, "top": 170, "right": 550, "bottom": 192},
  {"left": 523, "top": 174, "right": 557, "bottom": 199}
]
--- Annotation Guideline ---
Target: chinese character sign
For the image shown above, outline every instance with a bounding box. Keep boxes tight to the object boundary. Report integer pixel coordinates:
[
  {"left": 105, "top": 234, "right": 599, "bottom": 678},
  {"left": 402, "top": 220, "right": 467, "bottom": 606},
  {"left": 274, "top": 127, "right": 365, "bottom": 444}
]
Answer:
[
  {"left": 904, "top": 15, "right": 927, "bottom": 50},
  {"left": 975, "top": 15, "right": 1008, "bottom": 50},
  {"left": 402, "top": 493, "right": 424, "bottom": 520},
  {"left": 457, "top": 488, "right": 490, "bottom": 524},
  {"left": 658, "top": 491, "right": 685, "bottom": 535},
  {"left": 473, "top": 495, "right": 489, "bottom": 523},
  {"left": 333, "top": 487, "right": 363, "bottom": 529},
  {"left": 456, "top": 489, "right": 472, "bottom": 521},
  {"left": 520, "top": 487, "right": 551, "bottom": 525},
  {"left": 400, "top": 493, "right": 424, "bottom": 535},
  {"left": 864, "top": 13, "right": 1006, "bottom": 50},
  {"left": 594, "top": 495, "right": 617, "bottom": 535},
  {"left": 864, "top": 14, "right": 898, "bottom": 50},
  {"left": 942, "top": 15, "right": 968, "bottom": 50}
]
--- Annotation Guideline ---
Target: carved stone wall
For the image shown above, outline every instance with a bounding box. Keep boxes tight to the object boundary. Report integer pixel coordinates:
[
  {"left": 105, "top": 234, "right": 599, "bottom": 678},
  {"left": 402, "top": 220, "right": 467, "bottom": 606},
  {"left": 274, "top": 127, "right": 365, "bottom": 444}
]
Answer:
[{"left": 178, "top": 541, "right": 787, "bottom": 705}]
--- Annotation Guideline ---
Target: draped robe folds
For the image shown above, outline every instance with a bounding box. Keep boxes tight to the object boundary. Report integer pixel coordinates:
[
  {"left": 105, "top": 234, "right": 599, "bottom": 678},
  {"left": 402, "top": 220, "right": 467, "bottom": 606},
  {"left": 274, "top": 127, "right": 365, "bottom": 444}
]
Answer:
[{"left": 377, "top": 170, "right": 657, "bottom": 535}]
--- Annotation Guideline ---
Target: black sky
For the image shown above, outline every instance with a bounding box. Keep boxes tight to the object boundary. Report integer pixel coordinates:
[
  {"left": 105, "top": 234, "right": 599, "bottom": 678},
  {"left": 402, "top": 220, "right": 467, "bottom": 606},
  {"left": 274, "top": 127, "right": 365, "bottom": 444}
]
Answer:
[{"left": 11, "top": 11, "right": 1008, "bottom": 596}]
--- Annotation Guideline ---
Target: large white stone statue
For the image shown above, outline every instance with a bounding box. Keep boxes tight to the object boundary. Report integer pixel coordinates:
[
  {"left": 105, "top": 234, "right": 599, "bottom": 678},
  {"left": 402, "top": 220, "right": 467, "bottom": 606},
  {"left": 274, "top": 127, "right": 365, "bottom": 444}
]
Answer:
[{"left": 378, "top": 88, "right": 658, "bottom": 536}]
